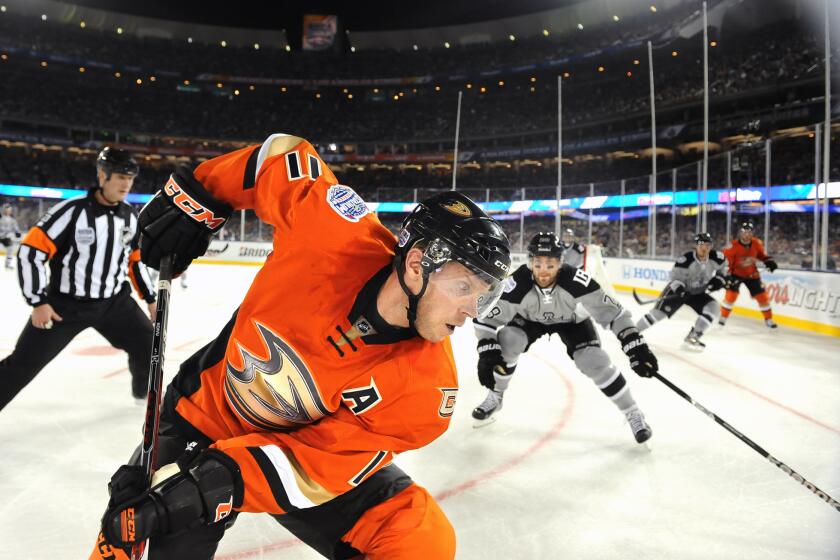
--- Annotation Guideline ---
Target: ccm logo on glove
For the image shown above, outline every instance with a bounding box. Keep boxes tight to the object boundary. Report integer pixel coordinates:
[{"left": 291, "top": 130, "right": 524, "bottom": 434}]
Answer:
[{"left": 164, "top": 177, "right": 226, "bottom": 230}]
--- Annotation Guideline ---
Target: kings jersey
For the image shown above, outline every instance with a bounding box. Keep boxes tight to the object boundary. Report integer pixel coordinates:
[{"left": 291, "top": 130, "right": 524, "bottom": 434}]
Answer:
[{"left": 163, "top": 133, "right": 457, "bottom": 515}]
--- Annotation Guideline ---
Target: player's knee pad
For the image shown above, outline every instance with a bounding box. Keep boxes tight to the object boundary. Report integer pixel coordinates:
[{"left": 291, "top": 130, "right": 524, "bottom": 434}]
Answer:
[
  {"left": 723, "top": 290, "right": 739, "bottom": 304},
  {"left": 497, "top": 326, "right": 527, "bottom": 365},
  {"left": 573, "top": 346, "right": 613, "bottom": 383},
  {"left": 754, "top": 292, "right": 770, "bottom": 306}
]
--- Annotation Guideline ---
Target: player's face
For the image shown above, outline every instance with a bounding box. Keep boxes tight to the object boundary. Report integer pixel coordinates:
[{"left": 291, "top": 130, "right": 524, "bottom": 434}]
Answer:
[
  {"left": 531, "top": 256, "right": 562, "bottom": 288},
  {"left": 415, "top": 261, "right": 495, "bottom": 342},
  {"left": 739, "top": 228, "right": 753, "bottom": 244},
  {"left": 98, "top": 170, "right": 136, "bottom": 202},
  {"left": 562, "top": 232, "right": 574, "bottom": 245},
  {"left": 696, "top": 241, "right": 712, "bottom": 259},
  {"left": 2, "top": 207, "right": 11, "bottom": 217}
]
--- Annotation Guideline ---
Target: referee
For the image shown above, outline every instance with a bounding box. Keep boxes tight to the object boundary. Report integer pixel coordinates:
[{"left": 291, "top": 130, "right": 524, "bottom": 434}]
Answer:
[{"left": 0, "top": 148, "right": 156, "bottom": 412}]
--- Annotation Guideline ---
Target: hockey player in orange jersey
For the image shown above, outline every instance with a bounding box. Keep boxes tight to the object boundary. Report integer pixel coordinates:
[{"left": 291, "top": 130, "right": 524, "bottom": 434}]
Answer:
[
  {"left": 720, "top": 219, "right": 779, "bottom": 328},
  {"left": 89, "top": 133, "right": 511, "bottom": 559}
]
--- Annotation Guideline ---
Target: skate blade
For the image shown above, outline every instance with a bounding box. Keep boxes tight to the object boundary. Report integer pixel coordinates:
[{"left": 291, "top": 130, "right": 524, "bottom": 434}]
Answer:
[
  {"left": 472, "top": 416, "right": 498, "bottom": 429},
  {"left": 681, "top": 342, "right": 705, "bottom": 352}
]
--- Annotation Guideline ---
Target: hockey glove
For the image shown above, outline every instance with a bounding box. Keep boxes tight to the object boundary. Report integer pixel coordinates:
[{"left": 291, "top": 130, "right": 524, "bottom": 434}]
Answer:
[
  {"left": 476, "top": 338, "right": 504, "bottom": 389},
  {"left": 723, "top": 275, "right": 741, "bottom": 291},
  {"left": 706, "top": 275, "right": 726, "bottom": 292},
  {"left": 618, "top": 328, "right": 658, "bottom": 378},
  {"left": 101, "top": 449, "right": 241, "bottom": 550},
  {"left": 139, "top": 167, "right": 233, "bottom": 275},
  {"left": 764, "top": 258, "right": 778, "bottom": 272}
]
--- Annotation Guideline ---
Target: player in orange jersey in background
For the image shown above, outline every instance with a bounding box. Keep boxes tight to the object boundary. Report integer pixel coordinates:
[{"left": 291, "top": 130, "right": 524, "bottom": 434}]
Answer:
[
  {"left": 720, "top": 219, "right": 779, "bottom": 328},
  {"left": 89, "top": 133, "right": 511, "bottom": 560}
]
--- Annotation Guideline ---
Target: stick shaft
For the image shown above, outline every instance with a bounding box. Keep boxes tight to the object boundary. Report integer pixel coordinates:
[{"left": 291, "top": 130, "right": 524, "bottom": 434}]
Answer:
[{"left": 653, "top": 372, "right": 840, "bottom": 513}]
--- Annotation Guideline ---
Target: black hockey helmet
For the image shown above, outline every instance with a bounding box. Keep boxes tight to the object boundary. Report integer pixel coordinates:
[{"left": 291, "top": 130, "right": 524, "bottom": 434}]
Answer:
[
  {"left": 527, "top": 232, "right": 564, "bottom": 259},
  {"left": 694, "top": 232, "right": 712, "bottom": 244},
  {"left": 395, "top": 191, "right": 511, "bottom": 324},
  {"left": 739, "top": 219, "right": 755, "bottom": 231},
  {"left": 96, "top": 147, "right": 139, "bottom": 177}
]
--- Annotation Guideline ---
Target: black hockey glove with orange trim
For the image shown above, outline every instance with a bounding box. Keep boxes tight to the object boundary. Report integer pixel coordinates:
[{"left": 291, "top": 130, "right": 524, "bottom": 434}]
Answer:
[
  {"left": 764, "top": 258, "right": 778, "bottom": 272},
  {"left": 139, "top": 167, "right": 232, "bottom": 275}
]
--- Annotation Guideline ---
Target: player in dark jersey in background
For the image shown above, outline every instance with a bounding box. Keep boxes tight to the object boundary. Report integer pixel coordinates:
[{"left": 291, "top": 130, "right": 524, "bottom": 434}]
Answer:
[
  {"left": 720, "top": 220, "right": 779, "bottom": 328},
  {"left": 471, "top": 232, "right": 656, "bottom": 443},
  {"left": 0, "top": 148, "right": 156, "bottom": 412},
  {"left": 636, "top": 233, "right": 728, "bottom": 349}
]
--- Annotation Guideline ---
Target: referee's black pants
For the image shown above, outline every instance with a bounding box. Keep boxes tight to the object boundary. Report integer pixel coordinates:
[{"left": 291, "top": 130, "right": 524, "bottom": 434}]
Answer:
[{"left": 0, "top": 286, "right": 153, "bottom": 412}]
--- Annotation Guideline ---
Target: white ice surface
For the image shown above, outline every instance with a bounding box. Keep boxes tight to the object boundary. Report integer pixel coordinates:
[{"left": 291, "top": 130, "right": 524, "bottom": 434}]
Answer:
[{"left": 1, "top": 263, "right": 838, "bottom": 559}]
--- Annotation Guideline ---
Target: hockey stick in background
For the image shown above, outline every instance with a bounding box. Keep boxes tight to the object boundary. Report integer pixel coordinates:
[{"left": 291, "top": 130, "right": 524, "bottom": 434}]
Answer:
[
  {"left": 131, "top": 254, "right": 175, "bottom": 560},
  {"left": 632, "top": 288, "right": 658, "bottom": 306},
  {"left": 653, "top": 371, "right": 840, "bottom": 514}
]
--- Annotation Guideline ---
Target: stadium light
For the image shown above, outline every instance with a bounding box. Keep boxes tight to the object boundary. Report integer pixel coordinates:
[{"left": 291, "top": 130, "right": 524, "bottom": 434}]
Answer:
[
  {"left": 234, "top": 89, "right": 240, "bottom": 96},
  {"left": 613, "top": 15, "right": 620, "bottom": 22},
  {"left": 183, "top": 80, "right": 190, "bottom": 85},
  {"left": 40, "top": 61, "right": 47, "bottom": 67},
  {"left": 315, "top": 92, "right": 321, "bottom": 99},
  {"left": 78, "top": 67, "right": 85, "bottom": 73},
  {"left": 187, "top": 37, "right": 193, "bottom": 43},
  {"left": 249, "top": 85, "right": 255, "bottom": 91},
  {"left": 543, "top": 29, "right": 550, "bottom": 36},
  {"left": 577, "top": 23, "right": 583, "bottom": 30},
  {"left": 1, "top": 54, "right": 7, "bottom": 61},
  {"left": 116, "top": 27, "right": 123, "bottom": 34},
  {"left": 444, "top": 41, "right": 450, "bottom": 48},
  {"left": 136, "top": 78, "right": 142, "bottom": 85},
  {"left": 115, "top": 72, "right": 121, "bottom": 78},
  {"left": 220, "top": 40, "right": 227, "bottom": 47},
  {"left": 285, "top": 45, "right": 291, "bottom": 52},
  {"left": 254, "top": 43, "right": 259, "bottom": 50},
  {"left": 710, "top": 41, "right": 717, "bottom": 47},
  {"left": 79, "top": 21, "right": 85, "bottom": 28},
  {"left": 498, "top": 80, "right": 504, "bottom": 86},
  {"left": 150, "top": 76, "right": 156, "bottom": 82},
  {"left": 1, "top": 6, "right": 6, "bottom": 13},
  {"left": 598, "top": 66, "right": 605, "bottom": 72},
  {"left": 634, "top": 59, "right": 640, "bottom": 65},
  {"left": 350, "top": 46, "right": 356, "bottom": 52},
  {"left": 281, "top": 86, "right": 287, "bottom": 92},
  {"left": 41, "top": 14, "right": 47, "bottom": 21},
  {"left": 413, "top": 44, "right": 418, "bottom": 50},
  {"left": 347, "top": 93, "right": 353, "bottom": 99},
  {"left": 530, "top": 76, "right": 536, "bottom": 82},
  {"left": 650, "top": 5, "right": 657, "bottom": 12},
  {"left": 466, "top": 83, "right": 472, "bottom": 88},
  {"left": 509, "top": 34, "right": 515, "bottom": 41},
  {"left": 672, "top": 50, "right": 678, "bottom": 56}
]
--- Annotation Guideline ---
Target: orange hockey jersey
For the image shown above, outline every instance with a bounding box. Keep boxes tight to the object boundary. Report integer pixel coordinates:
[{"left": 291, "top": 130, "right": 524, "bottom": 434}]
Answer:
[
  {"left": 163, "top": 134, "right": 458, "bottom": 515},
  {"left": 723, "top": 237, "right": 770, "bottom": 280}
]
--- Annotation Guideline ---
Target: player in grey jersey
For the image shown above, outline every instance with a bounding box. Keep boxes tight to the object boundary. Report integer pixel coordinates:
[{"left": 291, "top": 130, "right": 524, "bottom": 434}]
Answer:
[
  {"left": 636, "top": 233, "right": 728, "bottom": 349},
  {"left": 560, "top": 228, "right": 586, "bottom": 269},
  {"left": 0, "top": 204, "right": 21, "bottom": 269},
  {"left": 472, "top": 232, "right": 657, "bottom": 443}
]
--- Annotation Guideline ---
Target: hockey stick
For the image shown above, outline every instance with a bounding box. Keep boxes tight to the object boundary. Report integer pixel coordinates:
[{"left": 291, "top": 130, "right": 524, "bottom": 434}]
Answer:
[
  {"left": 131, "top": 254, "right": 175, "bottom": 560},
  {"left": 632, "top": 288, "right": 658, "bottom": 306},
  {"left": 653, "top": 371, "right": 840, "bottom": 514}
]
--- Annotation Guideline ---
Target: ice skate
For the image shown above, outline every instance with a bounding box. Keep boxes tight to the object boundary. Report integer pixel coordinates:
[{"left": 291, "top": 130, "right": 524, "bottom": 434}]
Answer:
[
  {"left": 683, "top": 329, "right": 706, "bottom": 351},
  {"left": 717, "top": 316, "right": 727, "bottom": 327},
  {"left": 624, "top": 406, "right": 652, "bottom": 444},
  {"left": 765, "top": 318, "right": 777, "bottom": 329},
  {"left": 472, "top": 389, "right": 503, "bottom": 428}
]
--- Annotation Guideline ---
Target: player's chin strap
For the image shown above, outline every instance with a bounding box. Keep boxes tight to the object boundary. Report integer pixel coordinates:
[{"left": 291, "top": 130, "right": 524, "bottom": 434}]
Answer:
[{"left": 395, "top": 255, "right": 431, "bottom": 330}]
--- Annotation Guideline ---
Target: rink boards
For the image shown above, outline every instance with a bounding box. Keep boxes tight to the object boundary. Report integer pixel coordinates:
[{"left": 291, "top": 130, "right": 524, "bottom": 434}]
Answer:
[{"left": 194, "top": 241, "right": 840, "bottom": 337}]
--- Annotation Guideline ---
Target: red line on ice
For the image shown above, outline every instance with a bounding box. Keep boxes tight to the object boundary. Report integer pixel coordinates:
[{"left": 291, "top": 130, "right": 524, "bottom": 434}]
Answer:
[{"left": 663, "top": 349, "right": 840, "bottom": 437}]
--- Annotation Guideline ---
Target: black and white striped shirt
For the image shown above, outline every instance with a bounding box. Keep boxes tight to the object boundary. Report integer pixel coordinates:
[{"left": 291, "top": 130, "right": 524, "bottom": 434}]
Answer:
[{"left": 17, "top": 189, "right": 155, "bottom": 306}]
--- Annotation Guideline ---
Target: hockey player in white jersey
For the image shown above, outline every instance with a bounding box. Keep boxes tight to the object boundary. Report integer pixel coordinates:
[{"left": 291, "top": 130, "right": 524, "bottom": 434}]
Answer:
[
  {"left": 636, "top": 233, "right": 728, "bottom": 349},
  {"left": 472, "top": 232, "right": 656, "bottom": 443},
  {"left": 560, "top": 227, "right": 586, "bottom": 269},
  {"left": 0, "top": 204, "right": 21, "bottom": 270}
]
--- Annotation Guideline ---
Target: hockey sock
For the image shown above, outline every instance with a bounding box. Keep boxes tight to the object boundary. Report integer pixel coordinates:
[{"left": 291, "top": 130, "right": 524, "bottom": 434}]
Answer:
[
  {"left": 755, "top": 293, "right": 773, "bottom": 319},
  {"left": 720, "top": 289, "right": 739, "bottom": 318},
  {"left": 636, "top": 309, "right": 665, "bottom": 332},
  {"left": 492, "top": 363, "right": 516, "bottom": 393}
]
